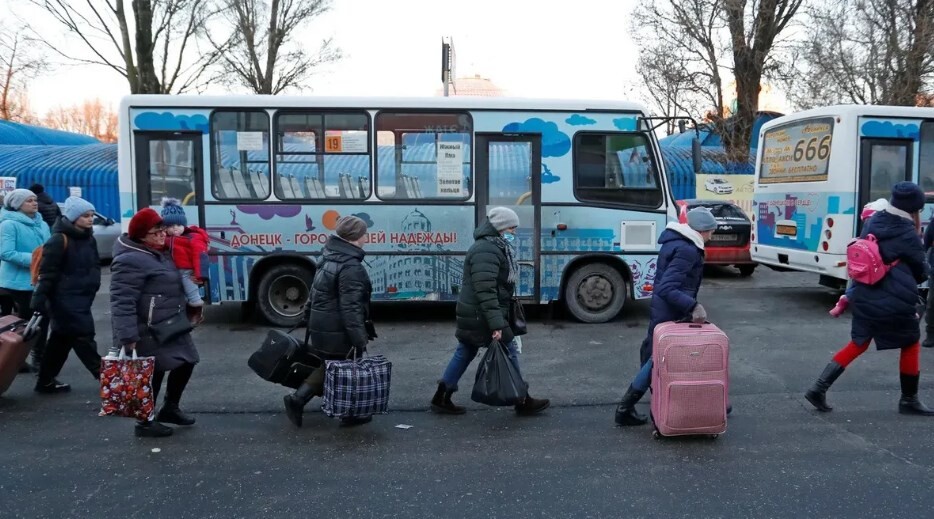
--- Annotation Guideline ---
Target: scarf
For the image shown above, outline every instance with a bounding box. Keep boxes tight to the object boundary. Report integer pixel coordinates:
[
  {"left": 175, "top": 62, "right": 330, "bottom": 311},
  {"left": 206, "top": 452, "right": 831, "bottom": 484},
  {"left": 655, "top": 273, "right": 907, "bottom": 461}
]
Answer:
[{"left": 485, "top": 235, "right": 520, "bottom": 287}]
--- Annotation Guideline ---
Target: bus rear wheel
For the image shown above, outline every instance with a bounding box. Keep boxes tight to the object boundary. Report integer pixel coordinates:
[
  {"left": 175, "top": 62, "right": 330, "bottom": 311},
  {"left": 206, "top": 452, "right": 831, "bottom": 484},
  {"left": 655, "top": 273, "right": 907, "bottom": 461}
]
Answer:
[
  {"left": 256, "top": 264, "right": 312, "bottom": 327},
  {"left": 564, "top": 263, "right": 627, "bottom": 323}
]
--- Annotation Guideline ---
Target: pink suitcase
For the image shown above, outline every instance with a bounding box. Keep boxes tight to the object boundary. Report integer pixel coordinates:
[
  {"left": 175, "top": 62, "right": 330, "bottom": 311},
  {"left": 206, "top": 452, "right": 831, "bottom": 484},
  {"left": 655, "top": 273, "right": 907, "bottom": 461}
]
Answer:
[{"left": 650, "top": 320, "right": 729, "bottom": 438}]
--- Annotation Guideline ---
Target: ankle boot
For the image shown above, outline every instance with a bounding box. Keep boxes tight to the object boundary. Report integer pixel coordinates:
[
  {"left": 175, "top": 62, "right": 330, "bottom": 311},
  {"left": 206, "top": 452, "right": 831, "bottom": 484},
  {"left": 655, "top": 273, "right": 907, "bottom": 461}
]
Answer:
[
  {"left": 135, "top": 420, "right": 173, "bottom": 438},
  {"left": 157, "top": 402, "right": 196, "bottom": 425},
  {"left": 805, "top": 361, "right": 845, "bottom": 412},
  {"left": 430, "top": 382, "right": 466, "bottom": 415},
  {"left": 515, "top": 393, "right": 550, "bottom": 416},
  {"left": 34, "top": 378, "right": 71, "bottom": 394},
  {"left": 283, "top": 383, "right": 316, "bottom": 427},
  {"left": 615, "top": 385, "right": 648, "bottom": 426},
  {"left": 898, "top": 373, "right": 934, "bottom": 416}
]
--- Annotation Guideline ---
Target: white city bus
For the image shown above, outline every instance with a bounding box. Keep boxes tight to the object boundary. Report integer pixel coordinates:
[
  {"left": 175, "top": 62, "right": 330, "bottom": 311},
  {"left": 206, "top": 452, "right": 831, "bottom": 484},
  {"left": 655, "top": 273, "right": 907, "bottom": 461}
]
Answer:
[
  {"left": 751, "top": 104, "right": 934, "bottom": 288},
  {"left": 117, "top": 95, "right": 695, "bottom": 325}
]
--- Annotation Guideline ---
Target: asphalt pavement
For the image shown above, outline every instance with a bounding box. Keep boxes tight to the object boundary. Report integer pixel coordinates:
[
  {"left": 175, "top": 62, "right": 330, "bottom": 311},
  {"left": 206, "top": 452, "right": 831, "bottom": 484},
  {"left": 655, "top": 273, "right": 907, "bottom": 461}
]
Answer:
[{"left": 2, "top": 265, "right": 934, "bottom": 518}]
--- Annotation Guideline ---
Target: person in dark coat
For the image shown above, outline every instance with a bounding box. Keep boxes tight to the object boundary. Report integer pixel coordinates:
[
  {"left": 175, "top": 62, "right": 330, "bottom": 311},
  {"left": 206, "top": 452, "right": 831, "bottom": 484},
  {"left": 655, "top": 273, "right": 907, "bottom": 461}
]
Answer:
[
  {"left": 29, "top": 184, "right": 62, "bottom": 229},
  {"left": 283, "top": 215, "right": 375, "bottom": 428},
  {"left": 31, "top": 197, "right": 102, "bottom": 393},
  {"left": 110, "top": 208, "right": 200, "bottom": 438},
  {"left": 615, "top": 207, "right": 718, "bottom": 426},
  {"left": 429, "top": 207, "right": 550, "bottom": 416},
  {"left": 806, "top": 182, "right": 934, "bottom": 416},
  {"left": 922, "top": 210, "right": 934, "bottom": 348}
]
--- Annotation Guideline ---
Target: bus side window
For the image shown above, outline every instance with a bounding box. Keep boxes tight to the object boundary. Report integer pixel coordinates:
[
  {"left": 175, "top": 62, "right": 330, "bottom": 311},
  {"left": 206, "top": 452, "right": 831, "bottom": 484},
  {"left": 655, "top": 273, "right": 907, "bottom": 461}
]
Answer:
[
  {"left": 375, "top": 111, "right": 472, "bottom": 201},
  {"left": 274, "top": 111, "right": 370, "bottom": 200},
  {"left": 573, "top": 132, "right": 663, "bottom": 208},
  {"left": 211, "top": 110, "right": 271, "bottom": 201}
]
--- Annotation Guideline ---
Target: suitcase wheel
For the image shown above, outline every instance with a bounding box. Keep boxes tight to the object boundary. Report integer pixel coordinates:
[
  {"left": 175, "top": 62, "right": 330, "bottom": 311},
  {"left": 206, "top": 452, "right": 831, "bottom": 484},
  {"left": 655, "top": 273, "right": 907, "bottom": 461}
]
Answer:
[{"left": 652, "top": 429, "right": 661, "bottom": 440}]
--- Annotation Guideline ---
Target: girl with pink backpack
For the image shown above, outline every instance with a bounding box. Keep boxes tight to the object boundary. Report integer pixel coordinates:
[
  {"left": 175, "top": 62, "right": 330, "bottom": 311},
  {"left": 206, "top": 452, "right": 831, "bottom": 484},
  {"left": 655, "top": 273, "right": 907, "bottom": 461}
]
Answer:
[
  {"left": 806, "top": 182, "right": 934, "bottom": 417},
  {"left": 829, "top": 198, "right": 893, "bottom": 317}
]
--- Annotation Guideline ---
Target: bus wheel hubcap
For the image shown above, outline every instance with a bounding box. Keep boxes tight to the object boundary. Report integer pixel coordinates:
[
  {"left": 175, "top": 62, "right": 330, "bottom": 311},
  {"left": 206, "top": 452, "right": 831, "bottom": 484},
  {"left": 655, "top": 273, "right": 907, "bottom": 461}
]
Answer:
[
  {"left": 577, "top": 275, "right": 612, "bottom": 311},
  {"left": 269, "top": 275, "right": 307, "bottom": 317}
]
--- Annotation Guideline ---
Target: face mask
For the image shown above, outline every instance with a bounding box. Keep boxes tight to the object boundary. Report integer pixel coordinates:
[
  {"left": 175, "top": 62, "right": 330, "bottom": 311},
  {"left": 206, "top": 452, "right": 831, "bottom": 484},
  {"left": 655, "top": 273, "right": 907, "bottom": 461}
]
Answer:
[{"left": 503, "top": 232, "right": 516, "bottom": 242}]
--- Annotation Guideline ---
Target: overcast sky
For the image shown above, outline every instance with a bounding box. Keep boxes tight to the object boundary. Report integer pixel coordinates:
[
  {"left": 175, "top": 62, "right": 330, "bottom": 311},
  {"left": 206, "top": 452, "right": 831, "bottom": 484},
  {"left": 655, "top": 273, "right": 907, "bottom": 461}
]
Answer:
[{"left": 8, "top": 0, "right": 788, "bottom": 116}]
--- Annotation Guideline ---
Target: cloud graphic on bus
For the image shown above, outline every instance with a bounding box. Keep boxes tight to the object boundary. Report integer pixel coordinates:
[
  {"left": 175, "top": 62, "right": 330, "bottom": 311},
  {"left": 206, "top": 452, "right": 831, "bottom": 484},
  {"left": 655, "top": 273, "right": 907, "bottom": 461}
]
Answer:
[
  {"left": 541, "top": 164, "right": 561, "bottom": 184},
  {"left": 566, "top": 114, "right": 596, "bottom": 126},
  {"left": 613, "top": 117, "right": 637, "bottom": 131},
  {"left": 134, "top": 112, "right": 210, "bottom": 133},
  {"left": 352, "top": 212, "right": 375, "bottom": 227},
  {"left": 861, "top": 120, "right": 920, "bottom": 140},
  {"left": 502, "top": 118, "right": 570, "bottom": 157},
  {"left": 236, "top": 205, "right": 302, "bottom": 220}
]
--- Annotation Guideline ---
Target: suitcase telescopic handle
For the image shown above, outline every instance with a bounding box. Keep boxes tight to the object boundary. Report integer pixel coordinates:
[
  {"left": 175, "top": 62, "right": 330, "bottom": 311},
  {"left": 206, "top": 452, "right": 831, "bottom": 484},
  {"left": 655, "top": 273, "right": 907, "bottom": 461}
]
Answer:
[{"left": 22, "top": 313, "right": 43, "bottom": 341}]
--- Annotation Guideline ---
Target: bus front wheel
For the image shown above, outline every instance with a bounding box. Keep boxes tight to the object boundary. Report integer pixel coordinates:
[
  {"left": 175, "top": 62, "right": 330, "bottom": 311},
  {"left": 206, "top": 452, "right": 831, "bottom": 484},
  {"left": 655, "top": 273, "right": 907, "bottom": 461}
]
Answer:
[
  {"left": 564, "top": 263, "right": 627, "bottom": 323},
  {"left": 256, "top": 264, "right": 312, "bottom": 327}
]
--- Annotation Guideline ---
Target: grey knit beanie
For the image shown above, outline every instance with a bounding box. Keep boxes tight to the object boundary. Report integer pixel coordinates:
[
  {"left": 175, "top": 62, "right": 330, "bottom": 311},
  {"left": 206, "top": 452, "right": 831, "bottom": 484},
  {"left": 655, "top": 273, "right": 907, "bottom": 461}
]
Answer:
[
  {"left": 487, "top": 207, "right": 520, "bottom": 231},
  {"left": 5, "top": 189, "right": 35, "bottom": 211},
  {"left": 686, "top": 207, "right": 718, "bottom": 232}
]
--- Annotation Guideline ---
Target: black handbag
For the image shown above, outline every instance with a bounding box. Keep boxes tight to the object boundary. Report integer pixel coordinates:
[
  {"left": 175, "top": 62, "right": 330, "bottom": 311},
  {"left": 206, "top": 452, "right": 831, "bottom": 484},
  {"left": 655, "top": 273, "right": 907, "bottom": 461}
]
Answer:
[
  {"left": 147, "top": 301, "right": 193, "bottom": 345},
  {"left": 471, "top": 340, "right": 528, "bottom": 406},
  {"left": 508, "top": 299, "right": 528, "bottom": 336}
]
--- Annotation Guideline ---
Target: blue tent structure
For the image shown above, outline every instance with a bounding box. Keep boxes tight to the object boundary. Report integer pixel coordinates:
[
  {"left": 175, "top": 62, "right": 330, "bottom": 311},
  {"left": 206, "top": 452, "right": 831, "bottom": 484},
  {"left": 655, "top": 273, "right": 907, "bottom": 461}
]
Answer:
[
  {"left": 0, "top": 144, "right": 119, "bottom": 219},
  {"left": 0, "top": 119, "right": 100, "bottom": 146}
]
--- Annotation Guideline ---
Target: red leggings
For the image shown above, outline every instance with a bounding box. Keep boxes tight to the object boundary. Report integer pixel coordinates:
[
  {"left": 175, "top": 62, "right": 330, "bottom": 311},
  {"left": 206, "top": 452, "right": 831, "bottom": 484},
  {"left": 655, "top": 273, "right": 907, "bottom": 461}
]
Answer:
[{"left": 832, "top": 341, "right": 920, "bottom": 375}]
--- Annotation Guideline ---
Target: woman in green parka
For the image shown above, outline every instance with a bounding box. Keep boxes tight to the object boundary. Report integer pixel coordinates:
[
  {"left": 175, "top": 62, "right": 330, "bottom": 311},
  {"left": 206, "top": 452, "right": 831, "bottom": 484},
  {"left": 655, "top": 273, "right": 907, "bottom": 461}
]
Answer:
[{"left": 429, "top": 207, "right": 550, "bottom": 416}]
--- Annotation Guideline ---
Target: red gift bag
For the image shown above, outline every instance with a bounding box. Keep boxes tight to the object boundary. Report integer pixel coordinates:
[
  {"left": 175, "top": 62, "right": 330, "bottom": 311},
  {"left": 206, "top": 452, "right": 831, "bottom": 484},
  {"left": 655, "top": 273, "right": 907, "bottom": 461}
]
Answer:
[{"left": 99, "top": 348, "right": 156, "bottom": 421}]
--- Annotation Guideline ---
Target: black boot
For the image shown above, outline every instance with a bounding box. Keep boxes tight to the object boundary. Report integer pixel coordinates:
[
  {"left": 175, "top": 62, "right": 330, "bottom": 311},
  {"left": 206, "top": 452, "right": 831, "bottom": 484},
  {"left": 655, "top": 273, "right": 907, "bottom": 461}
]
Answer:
[
  {"left": 283, "top": 383, "right": 316, "bottom": 427},
  {"left": 157, "top": 402, "right": 196, "bottom": 426},
  {"left": 515, "top": 393, "right": 550, "bottom": 416},
  {"left": 898, "top": 373, "right": 934, "bottom": 416},
  {"left": 615, "top": 385, "right": 648, "bottom": 426},
  {"left": 805, "top": 361, "right": 845, "bottom": 412},
  {"left": 430, "top": 381, "right": 466, "bottom": 415},
  {"left": 135, "top": 420, "right": 173, "bottom": 438},
  {"left": 34, "top": 378, "right": 71, "bottom": 394}
]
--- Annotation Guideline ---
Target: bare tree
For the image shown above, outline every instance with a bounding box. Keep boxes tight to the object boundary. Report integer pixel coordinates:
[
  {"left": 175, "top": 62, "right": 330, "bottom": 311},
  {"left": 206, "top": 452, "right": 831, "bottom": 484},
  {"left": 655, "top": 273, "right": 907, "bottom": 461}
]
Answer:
[
  {"left": 722, "top": 0, "right": 803, "bottom": 161},
  {"left": 632, "top": 0, "right": 802, "bottom": 160},
  {"left": 27, "top": 0, "right": 221, "bottom": 94},
  {"left": 633, "top": 41, "right": 709, "bottom": 135},
  {"left": 633, "top": 0, "right": 731, "bottom": 128},
  {"left": 44, "top": 99, "right": 119, "bottom": 142},
  {"left": 207, "top": 0, "right": 341, "bottom": 94},
  {"left": 0, "top": 27, "right": 47, "bottom": 121},
  {"left": 785, "top": 0, "right": 934, "bottom": 108}
]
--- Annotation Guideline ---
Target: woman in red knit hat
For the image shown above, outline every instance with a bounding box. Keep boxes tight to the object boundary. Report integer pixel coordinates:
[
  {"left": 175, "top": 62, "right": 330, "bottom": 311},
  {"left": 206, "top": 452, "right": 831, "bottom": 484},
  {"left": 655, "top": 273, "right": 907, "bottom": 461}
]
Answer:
[{"left": 109, "top": 208, "right": 201, "bottom": 438}]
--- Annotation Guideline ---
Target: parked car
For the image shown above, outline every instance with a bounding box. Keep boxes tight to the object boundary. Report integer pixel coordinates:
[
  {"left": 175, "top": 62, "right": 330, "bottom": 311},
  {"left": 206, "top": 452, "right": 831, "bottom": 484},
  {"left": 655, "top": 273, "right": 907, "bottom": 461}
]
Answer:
[
  {"left": 677, "top": 199, "right": 757, "bottom": 276},
  {"left": 704, "top": 177, "right": 734, "bottom": 195},
  {"left": 57, "top": 203, "right": 120, "bottom": 262}
]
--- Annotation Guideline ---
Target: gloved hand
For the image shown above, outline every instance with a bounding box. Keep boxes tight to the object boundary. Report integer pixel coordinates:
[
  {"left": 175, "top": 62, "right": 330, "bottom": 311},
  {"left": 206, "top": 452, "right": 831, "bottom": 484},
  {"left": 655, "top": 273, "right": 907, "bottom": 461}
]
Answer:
[
  {"left": 30, "top": 293, "right": 46, "bottom": 314},
  {"left": 691, "top": 303, "right": 707, "bottom": 323}
]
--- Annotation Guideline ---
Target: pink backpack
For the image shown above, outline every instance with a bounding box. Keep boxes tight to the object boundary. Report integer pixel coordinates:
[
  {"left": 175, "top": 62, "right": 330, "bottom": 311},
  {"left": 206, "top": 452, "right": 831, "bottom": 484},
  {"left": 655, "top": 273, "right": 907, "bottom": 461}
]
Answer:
[{"left": 847, "top": 234, "right": 898, "bottom": 285}]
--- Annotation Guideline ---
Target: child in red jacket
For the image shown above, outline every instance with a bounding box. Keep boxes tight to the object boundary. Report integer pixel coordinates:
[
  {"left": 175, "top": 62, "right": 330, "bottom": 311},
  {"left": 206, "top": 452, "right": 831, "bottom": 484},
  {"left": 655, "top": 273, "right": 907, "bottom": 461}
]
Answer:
[{"left": 161, "top": 198, "right": 209, "bottom": 324}]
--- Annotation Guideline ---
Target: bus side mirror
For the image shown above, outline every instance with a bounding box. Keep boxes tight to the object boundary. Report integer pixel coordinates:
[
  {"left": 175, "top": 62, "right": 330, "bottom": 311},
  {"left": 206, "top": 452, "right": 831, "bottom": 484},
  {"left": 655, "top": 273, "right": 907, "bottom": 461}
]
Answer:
[
  {"left": 678, "top": 120, "right": 687, "bottom": 134},
  {"left": 692, "top": 138, "right": 702, "bottom": 174}
]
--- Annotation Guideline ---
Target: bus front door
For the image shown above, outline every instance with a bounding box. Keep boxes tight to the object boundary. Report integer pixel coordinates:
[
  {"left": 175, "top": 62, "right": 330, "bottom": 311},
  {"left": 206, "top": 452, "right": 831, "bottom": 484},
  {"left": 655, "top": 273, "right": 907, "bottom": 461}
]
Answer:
[
  {"left": 133, "top": 131, "right": 204, "bottom": 227},
  {"left": 475, "top": 134, "right": 542, "bottom": 301}
]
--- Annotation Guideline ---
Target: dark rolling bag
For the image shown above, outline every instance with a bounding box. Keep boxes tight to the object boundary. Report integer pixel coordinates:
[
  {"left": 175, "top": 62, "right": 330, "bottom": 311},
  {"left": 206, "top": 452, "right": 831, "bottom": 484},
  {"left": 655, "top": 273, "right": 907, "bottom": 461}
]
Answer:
[{"left": 248, "top": 328, "right": 320, "bottom": 388}]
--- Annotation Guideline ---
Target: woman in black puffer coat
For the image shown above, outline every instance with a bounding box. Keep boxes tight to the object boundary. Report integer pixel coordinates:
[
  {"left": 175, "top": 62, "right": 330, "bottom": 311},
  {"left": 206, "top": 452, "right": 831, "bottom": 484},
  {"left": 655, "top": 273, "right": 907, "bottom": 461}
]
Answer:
[
  {"left": 31, "top": 197, "right": 102, "bottom": 393},
  {"left": 429, "top": 207, "right": 550, "bottom": 416},
  {"left": 283, "top": 215, "right": 374, "bottom": 428},
  {"left": 806, "top": 182, "right": 934, "bottom": 417},
  {"left": 110, "top": 208, "right": 200, "bottom": 438}
]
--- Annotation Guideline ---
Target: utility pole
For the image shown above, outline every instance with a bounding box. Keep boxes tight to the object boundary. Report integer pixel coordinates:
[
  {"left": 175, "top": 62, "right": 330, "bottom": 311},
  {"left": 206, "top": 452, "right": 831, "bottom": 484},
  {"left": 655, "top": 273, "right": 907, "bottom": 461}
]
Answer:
[{"left": 441, "top": 37, "right": 455, "bottom": 97}]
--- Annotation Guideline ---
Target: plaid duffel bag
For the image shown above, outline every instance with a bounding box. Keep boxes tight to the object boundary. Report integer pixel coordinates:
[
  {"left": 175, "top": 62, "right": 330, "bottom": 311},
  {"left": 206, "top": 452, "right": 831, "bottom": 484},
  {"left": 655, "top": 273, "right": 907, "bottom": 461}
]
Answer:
[{"left": 321, "top": 354, "right": 392, "bottom": 419}]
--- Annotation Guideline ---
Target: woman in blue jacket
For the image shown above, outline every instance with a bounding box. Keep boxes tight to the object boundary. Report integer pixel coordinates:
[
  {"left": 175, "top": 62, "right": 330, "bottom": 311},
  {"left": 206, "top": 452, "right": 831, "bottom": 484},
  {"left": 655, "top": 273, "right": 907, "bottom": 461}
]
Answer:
[
  {"left": 615, "top": 207, "right": 718, "bottom": 426},
  {"left": 0, "top": 189, "right": 51, "bottom": 372},
  {"left": 806, "top": 182, "right": 934, "bottom": 416}
]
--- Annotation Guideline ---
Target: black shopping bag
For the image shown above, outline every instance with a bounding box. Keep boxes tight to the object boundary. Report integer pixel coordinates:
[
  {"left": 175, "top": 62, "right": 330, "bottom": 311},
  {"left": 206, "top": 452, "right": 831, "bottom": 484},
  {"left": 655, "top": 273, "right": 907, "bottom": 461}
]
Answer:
[{"left": 471, "top": 340, "right": 528, "bottom": 406}]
